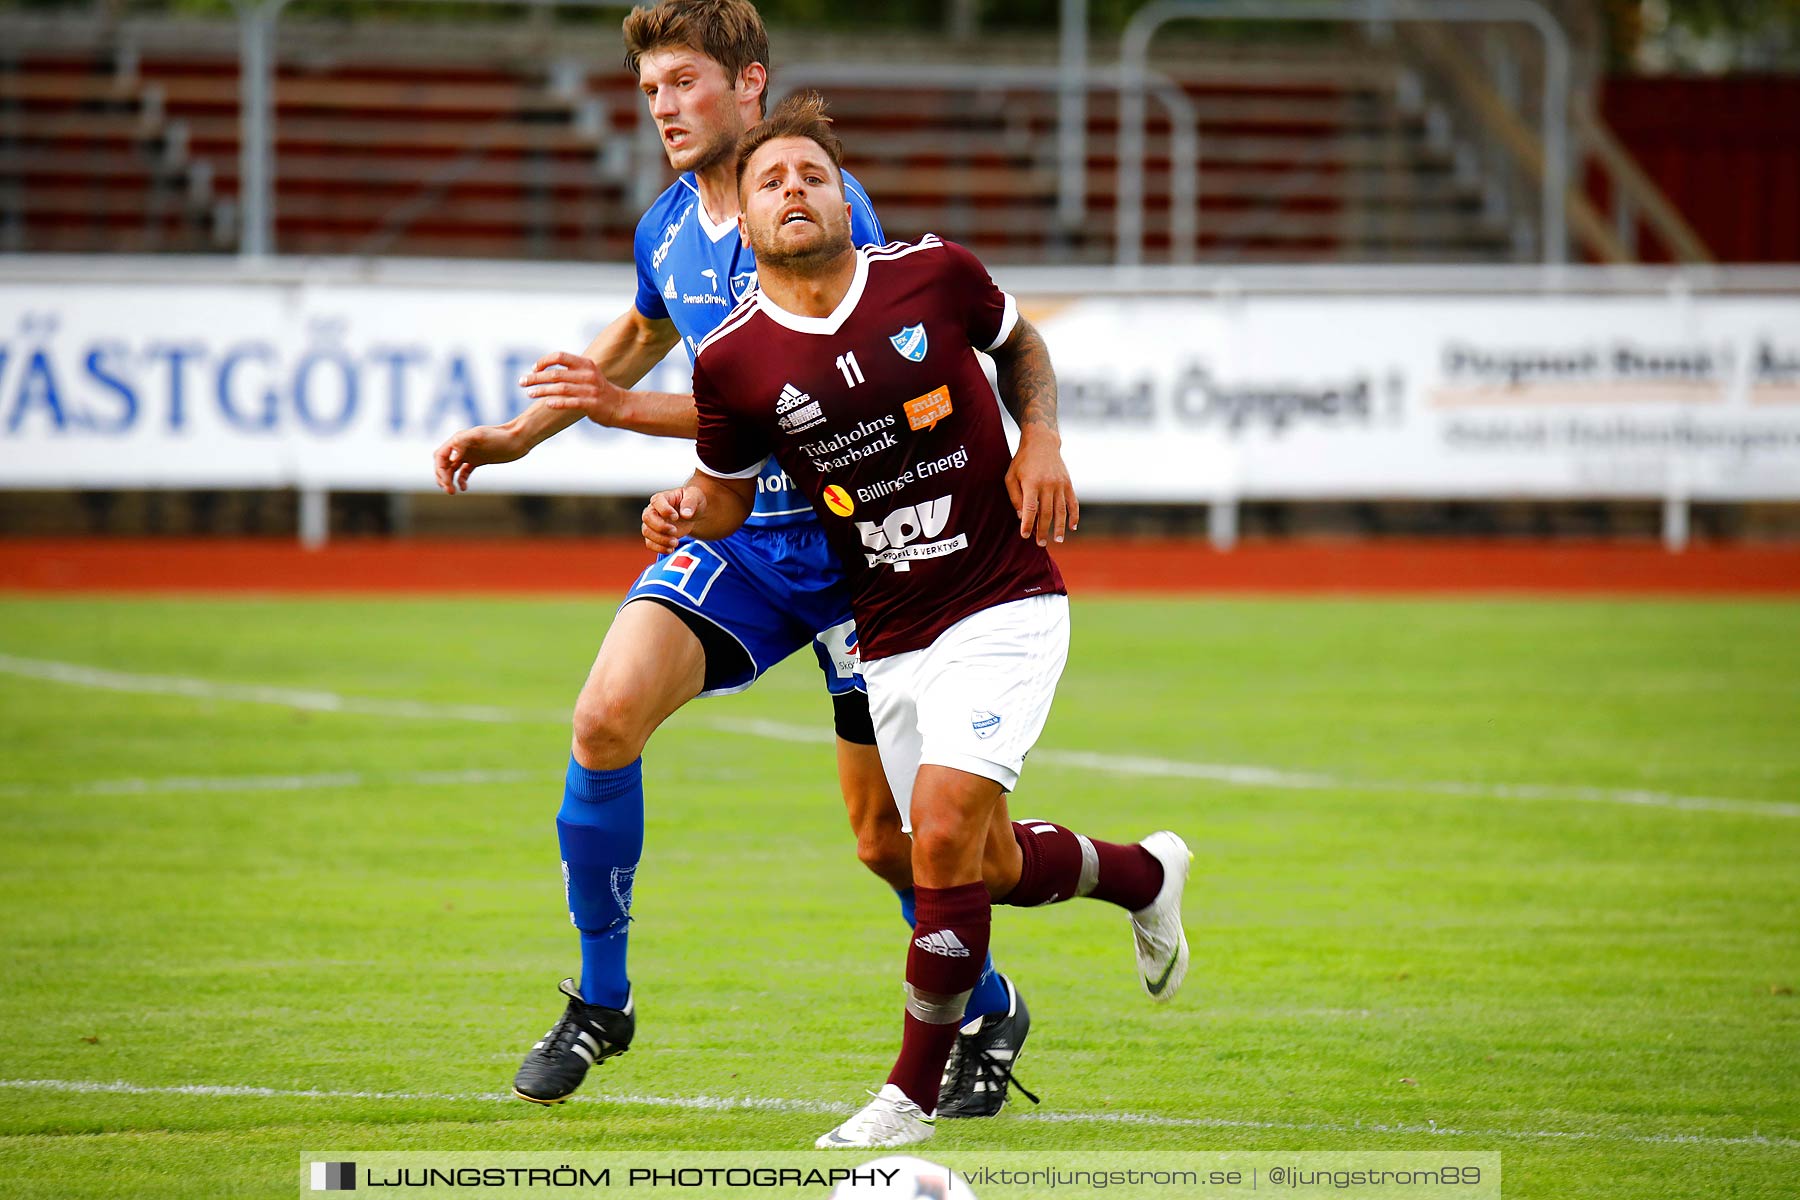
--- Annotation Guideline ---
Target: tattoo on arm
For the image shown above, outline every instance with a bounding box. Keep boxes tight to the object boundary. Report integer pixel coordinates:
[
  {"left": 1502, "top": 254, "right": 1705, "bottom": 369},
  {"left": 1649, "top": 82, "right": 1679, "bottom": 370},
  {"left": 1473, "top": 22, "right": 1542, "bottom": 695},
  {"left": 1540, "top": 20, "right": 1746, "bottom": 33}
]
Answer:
[{"left": 994, "top": 317, "right": 1059, "bottom": 437}]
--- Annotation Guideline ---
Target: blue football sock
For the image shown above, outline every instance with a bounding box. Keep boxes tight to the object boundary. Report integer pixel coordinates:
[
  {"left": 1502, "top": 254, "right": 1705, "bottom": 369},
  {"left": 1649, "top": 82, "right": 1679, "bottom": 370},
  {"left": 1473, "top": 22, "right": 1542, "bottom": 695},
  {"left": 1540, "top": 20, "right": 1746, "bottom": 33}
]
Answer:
[
  {"left": 897, "top": 887, "right": 1009, "bottom": 1022},
  {"left": 557, "top": 755, "right": 645, "bottom": 1010}
]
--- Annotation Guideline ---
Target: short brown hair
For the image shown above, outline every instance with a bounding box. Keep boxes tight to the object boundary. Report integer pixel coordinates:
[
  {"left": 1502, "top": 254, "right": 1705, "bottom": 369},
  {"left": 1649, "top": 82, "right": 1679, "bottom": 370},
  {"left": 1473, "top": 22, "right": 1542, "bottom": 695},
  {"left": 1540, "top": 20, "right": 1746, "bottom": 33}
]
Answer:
[
  {"left": 735, "top": 90, "right": 844, "bottom": 187},
  {"left": 622, "top": 0, "right": 770, "bottom": 116}
]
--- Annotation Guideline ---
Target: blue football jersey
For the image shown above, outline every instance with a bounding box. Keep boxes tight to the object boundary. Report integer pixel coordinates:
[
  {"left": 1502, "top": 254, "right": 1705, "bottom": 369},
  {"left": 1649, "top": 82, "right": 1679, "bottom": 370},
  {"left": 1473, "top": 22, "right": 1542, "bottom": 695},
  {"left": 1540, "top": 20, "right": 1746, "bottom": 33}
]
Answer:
[{"left": 633, "top": 169, "right": 884, "bottom": 528}]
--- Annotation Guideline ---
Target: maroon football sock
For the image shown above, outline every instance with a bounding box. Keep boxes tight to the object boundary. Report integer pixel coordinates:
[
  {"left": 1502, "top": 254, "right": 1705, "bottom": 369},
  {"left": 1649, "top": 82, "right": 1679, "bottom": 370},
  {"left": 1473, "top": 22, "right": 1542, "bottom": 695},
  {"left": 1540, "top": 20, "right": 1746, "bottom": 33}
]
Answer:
[
  {"left": 1002, "top": 820, "right": 1165, "bottom": 911},
  {"left": 886, "top": 881, "right": 990, "bottom": 1111}
]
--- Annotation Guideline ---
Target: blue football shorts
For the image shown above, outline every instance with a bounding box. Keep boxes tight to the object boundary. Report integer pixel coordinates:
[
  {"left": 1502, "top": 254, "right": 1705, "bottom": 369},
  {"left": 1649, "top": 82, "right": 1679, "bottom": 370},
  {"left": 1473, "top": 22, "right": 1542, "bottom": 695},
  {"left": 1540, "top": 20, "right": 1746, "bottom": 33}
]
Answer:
[{"left": 620, "top": 522, "right": 863, "bottom": 699}]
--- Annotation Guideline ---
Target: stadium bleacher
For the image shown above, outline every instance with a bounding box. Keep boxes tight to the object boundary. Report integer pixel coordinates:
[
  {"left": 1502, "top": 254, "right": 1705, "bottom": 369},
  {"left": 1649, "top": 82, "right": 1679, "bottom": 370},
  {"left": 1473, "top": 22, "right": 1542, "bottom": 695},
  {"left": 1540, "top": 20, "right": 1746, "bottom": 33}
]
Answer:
[
  {"left": 1, "top": 47, "right": 644, "bottom": 259},
  {"left": 0, "top": 57, "right": 214, "bottom": 253},
  {"left": 3, "top": 29, "right": 1531, "bottom": 264},
  {"left": 800, "top": 46, "right": 1513, "bottom": 263}
]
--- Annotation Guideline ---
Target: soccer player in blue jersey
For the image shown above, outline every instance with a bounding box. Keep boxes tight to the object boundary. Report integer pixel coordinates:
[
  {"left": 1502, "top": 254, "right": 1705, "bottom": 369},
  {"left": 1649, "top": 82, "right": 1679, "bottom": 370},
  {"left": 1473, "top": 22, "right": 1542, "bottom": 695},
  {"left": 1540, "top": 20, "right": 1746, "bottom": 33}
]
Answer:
[{"left": 431, "top": 0, "right": 1040, "bottom": 1117}]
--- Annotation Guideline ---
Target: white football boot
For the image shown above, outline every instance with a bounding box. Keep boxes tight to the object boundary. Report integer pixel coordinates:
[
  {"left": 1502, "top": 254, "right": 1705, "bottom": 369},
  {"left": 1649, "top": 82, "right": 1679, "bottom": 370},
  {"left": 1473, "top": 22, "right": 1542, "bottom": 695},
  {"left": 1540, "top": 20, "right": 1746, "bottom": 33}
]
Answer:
[
  {"left": 815, "top": 1084, "right": 936, "bottom": 1148},
  {"left": 1130, "top": 830, "right": 1192, "bottom": 1002}
]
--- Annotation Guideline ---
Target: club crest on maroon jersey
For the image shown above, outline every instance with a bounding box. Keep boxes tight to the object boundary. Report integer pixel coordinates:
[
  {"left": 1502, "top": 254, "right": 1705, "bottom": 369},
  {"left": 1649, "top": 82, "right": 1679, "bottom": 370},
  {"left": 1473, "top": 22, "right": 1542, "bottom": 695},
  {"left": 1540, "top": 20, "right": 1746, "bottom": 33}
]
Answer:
[{"left": 889, "top": 323, "right": 928, "bottom": 362}]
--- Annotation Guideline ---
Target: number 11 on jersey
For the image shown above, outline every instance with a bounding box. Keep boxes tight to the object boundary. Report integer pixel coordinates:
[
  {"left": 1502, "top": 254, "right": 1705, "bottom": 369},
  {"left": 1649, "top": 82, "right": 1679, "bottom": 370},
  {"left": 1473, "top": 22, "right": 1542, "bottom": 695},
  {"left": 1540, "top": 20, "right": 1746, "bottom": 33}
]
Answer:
[{"left": 836, "top": 351, "right": 866, "bottom": 388}]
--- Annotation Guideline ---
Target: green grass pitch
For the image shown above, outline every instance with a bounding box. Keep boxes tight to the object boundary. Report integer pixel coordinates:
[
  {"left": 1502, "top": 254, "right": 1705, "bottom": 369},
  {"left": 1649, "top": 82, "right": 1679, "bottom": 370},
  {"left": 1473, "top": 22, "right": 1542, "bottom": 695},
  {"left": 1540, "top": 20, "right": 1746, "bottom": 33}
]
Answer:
[{"left": 0, "top": 593, "right": 1796, "bottom": 1198}]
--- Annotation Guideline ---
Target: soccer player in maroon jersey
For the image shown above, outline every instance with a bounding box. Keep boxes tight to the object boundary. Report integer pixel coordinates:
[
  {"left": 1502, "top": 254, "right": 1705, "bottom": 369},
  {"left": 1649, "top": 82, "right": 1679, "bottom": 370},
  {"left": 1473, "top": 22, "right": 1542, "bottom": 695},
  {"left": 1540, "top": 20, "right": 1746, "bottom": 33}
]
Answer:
[{"left": 613, "top": 93, "right": 1194, "bottom": 1148}]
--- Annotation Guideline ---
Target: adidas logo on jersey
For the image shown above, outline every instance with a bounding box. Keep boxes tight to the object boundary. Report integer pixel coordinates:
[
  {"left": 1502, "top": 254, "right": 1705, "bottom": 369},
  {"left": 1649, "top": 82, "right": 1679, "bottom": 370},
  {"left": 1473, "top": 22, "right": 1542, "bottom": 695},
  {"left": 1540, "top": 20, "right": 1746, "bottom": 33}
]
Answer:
[
  {"left": 914, "top": 929, "right": 972, "bottom": 958},
  {"left": 776, "top": 383, "right": 826, "bottom": 433},
  {"left": 663, "top": 276, "right": 677, "bottom": 300}
]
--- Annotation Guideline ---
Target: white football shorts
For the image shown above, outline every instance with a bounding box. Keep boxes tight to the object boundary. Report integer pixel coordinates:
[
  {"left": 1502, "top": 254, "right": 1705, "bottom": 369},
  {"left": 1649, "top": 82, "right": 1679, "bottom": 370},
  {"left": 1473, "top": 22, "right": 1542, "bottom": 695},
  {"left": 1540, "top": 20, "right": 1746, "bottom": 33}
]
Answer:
[{"left": 861, "top": 593, "right": 1070, "bottom": 831}]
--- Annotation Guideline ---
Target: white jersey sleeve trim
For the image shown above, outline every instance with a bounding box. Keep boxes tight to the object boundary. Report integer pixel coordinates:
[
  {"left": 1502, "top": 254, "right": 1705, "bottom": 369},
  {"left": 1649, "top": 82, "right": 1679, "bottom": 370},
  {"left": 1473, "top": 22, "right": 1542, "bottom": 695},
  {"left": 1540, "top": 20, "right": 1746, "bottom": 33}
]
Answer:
[
  {"left": 866, "top": 233, "right": 941, "bottom": 263},
  {"left": 984, "top": 292, "right": 1019, "bottom": 353},
  {"left": 696, "top": 454, "right": 769, "bottom": 481},
  {"left": 693, "top": 300, "right": 760, "bottom": 358}
]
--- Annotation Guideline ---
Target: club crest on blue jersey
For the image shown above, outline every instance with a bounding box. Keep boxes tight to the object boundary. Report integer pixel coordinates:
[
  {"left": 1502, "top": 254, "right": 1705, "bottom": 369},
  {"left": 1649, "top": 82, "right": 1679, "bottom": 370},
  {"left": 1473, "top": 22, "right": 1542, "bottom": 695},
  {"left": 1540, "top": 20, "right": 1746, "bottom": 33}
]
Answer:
[
  {"left": 889, "top": 323, "right": 928, "bottom": 362},
  {"left": 730, "top": 270, "right": 757, "bottom": 301}
]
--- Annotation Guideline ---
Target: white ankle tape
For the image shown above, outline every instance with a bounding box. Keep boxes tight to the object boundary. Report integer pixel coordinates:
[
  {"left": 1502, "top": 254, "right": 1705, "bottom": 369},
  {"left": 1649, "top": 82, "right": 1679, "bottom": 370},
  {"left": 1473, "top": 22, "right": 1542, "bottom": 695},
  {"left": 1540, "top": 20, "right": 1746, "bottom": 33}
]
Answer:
[{"left": 905, "top": 983, "right": 973, "bottom": 1025}]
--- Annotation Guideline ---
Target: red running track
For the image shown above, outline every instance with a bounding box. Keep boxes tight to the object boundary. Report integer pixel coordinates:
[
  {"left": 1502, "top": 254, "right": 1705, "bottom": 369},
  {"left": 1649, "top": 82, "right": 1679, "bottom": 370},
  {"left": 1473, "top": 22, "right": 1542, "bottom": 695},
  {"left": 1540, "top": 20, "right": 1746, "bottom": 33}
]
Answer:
[{"left": 3, "top": 538, "right": 1798, "bottom": 595}]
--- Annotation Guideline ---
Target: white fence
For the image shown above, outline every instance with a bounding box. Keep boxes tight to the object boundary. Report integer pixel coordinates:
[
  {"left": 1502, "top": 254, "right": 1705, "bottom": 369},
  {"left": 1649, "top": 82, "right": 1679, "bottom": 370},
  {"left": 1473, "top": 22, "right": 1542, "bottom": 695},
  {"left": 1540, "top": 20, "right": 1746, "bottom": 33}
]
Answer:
[{"left": 3, "top": 257, "right": 1798, "bottom": 546}]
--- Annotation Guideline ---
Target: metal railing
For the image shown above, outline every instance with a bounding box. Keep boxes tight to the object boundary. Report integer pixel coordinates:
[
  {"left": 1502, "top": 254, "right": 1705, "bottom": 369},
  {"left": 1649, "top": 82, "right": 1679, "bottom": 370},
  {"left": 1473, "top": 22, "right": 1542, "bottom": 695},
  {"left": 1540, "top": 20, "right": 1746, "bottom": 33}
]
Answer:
[
  {"left": 12, "top": 0, "right": 1640, "bottom": 268},
  {"left": 1114, "top": 0, "right": 1573, "bottom": 266},
  {"left": 768, "top": 62, "right": 1199, "bottom": 264},
  {"left": 228, "top": 0, "right": 635, "bottom": 259}
]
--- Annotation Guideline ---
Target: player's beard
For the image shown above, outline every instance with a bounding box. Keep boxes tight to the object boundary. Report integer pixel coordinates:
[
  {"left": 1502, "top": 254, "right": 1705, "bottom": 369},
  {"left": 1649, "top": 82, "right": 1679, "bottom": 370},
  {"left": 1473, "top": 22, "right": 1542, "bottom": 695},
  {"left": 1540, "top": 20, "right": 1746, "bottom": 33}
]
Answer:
[{"left": 748, "top": 209, "right": 854, "bottom": 271}]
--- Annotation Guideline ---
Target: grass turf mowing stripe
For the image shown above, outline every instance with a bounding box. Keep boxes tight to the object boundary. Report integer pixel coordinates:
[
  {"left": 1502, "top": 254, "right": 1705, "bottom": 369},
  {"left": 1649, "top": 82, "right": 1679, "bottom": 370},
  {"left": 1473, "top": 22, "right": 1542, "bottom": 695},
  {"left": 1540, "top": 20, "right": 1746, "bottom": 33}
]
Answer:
[
  {"left": 4, "top": 1078, "right": 1794, "bottom": 1150},
  {"left": 0, "top": 768, "right": 537, "bottom": 799},
  {"left": 3, "top": 652, "right": 1793, "bottom": 820}
]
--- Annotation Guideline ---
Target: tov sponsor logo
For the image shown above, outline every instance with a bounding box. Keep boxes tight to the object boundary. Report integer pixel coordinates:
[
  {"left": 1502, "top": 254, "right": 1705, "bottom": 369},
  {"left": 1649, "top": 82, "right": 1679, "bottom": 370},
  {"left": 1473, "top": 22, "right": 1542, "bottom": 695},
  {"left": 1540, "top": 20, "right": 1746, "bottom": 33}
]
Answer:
[{"left": 856, "top": 494, "right": 966, "bottom": 571}]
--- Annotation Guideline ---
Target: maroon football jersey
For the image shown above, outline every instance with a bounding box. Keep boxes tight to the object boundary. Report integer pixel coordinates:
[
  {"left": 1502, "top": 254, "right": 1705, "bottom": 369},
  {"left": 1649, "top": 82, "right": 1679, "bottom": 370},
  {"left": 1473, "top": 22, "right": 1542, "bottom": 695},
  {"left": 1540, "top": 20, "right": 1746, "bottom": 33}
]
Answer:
[{"left": 693, "top": 235, "right": 1066, "bottom": 660}]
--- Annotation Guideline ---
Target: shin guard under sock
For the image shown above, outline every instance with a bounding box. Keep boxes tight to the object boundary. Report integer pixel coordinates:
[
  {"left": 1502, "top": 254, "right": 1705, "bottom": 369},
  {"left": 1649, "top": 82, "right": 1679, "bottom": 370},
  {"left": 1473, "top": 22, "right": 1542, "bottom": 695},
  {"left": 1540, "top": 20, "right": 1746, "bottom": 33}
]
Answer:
[
  {"left": 556, "top": 755, "right": 645, "bottom": 1009},
  {"left": 1003, "top": 820, "right": 1164, "bottom": 911},
  {"left": 897, "top": 887, "right": 1009, "bottom": 1025}
]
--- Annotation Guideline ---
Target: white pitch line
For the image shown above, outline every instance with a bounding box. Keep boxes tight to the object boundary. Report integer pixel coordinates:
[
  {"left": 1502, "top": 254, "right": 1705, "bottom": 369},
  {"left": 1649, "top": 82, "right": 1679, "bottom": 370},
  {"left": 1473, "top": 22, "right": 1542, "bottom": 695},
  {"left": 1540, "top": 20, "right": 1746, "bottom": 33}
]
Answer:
[
  {"left": 2, "top": 1078, "right": 1794, "bottom": 1151},
  {"left": 0, "top": 653, "right": 564, "bottom": 725},
  {"left": 3, "top": 653, "right": 1796, "bottom": 820}
]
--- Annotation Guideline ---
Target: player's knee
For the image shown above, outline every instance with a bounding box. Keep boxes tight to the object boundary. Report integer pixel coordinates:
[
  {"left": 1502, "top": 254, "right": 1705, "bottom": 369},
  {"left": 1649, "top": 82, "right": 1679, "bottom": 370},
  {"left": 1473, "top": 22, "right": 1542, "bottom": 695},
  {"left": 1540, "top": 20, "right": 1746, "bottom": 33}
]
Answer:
[
  {"left": 856, "top": 827, "right": 913, "bottom": 889},
  {"left": 909, "top": 824, "right": 969, "bottom": 877},
  {"left": 570, "top": 689, "right": 649, "bottom": 770}
]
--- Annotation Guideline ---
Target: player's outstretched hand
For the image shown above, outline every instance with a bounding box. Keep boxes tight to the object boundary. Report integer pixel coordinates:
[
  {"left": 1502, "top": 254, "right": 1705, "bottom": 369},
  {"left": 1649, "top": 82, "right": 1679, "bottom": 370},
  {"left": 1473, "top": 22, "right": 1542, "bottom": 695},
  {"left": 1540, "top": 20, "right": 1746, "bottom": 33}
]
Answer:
[
  {"left": 642, "top": 486, "right": 706, "bottom": 555},
  {"left": 1005, "top": 430, "right": 1079, "bottom": 547},
  {"left": 528, "top": 352, "right": 630, "bottom": 425},
  {"left": 433, "top": 424, "right": 528, "bottom": 495}
]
